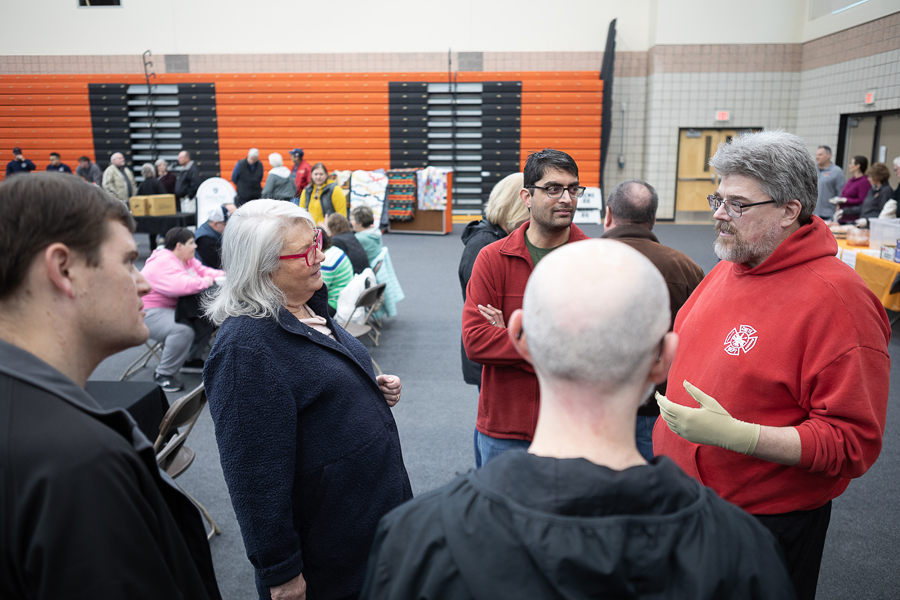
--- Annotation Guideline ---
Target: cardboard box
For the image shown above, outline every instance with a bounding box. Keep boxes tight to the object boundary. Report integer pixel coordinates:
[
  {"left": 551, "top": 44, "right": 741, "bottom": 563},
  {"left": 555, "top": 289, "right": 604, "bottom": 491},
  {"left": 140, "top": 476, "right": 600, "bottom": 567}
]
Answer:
[
  {"left": 128, "top": 196, "right": 148, "bottom": 216},
  {"left": 880, "top": 245, "right": 895, "bottom": 261},
  {"left": 147, "top": 194, "right": 177, "bottom": 216}
]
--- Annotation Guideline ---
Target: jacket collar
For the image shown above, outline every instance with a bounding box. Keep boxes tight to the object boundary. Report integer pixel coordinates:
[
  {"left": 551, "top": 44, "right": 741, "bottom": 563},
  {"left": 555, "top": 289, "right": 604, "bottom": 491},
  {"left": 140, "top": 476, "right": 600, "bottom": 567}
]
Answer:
[
  {"left": 499, "top": 221, "right": 591, "bottom": 261},
  {"left": 0, "top": 338, "right": 163, "bottom": 460},
  {"left": 0, "top": 338, "right": 101, "bottom": 412},
  {"left": 273, "top": 287, "right": 377, "bottom": 381},
  {"left": 600, "top": 223, "right": 660, "bottom": 244}
]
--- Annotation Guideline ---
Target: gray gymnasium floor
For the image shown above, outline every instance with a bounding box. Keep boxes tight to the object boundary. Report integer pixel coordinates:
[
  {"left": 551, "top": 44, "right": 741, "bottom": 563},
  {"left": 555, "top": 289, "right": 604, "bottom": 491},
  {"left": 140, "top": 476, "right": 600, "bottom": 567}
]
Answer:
[{"left": 89, "top": 222, "right": 899, "bottom": 599}]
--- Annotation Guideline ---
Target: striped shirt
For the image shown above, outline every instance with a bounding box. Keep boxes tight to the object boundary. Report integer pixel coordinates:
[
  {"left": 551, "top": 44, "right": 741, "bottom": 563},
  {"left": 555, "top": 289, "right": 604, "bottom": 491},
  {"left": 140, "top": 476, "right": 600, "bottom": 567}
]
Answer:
[{"left": 321, "top": 247, "right": 354, "bottom": 309}]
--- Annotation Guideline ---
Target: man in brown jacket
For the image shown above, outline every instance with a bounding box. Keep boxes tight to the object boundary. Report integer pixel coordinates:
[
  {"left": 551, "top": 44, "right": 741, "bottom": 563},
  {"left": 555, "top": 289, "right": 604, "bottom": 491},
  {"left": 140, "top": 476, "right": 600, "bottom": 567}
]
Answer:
[{"left": 600, "top": 179, "right": 704, "bottom": 460}]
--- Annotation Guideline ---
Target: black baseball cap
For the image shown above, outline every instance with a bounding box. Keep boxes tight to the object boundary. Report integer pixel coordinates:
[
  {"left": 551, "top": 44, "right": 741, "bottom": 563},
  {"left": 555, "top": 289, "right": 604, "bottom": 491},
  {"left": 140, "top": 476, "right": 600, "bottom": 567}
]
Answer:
[
  {"left": 290, "top": 148, "right": 304, "bottom": 157},
  {"left": 13, "top": 147, "right": 22, "bottom": 154}
]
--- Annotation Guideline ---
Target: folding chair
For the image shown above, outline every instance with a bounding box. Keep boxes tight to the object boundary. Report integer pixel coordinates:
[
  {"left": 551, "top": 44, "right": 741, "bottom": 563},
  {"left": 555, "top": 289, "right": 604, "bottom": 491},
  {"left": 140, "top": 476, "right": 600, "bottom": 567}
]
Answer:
[
  {"left": 339, "top": 283, "right": 387, "bottom": 375},
  {"left": 154, "top": 383, "right": 221, "bottom": 540},
  {"left": 120, "top": 340, "right": 163, "bottom": 381}
]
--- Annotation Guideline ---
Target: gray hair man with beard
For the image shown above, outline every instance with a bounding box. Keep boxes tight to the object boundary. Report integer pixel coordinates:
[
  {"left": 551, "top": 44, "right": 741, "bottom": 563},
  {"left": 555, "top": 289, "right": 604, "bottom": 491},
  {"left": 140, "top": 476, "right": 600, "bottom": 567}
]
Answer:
[{"left": 653, "top": 130, "right": 891, "bottom": 600}]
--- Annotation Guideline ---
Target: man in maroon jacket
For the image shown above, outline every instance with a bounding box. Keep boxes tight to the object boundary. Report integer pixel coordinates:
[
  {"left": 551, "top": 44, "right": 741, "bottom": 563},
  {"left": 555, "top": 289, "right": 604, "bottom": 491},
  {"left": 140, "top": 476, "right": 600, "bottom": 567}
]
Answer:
[{"left": 462, "top": 148, "right": 590, "bottom": 467}]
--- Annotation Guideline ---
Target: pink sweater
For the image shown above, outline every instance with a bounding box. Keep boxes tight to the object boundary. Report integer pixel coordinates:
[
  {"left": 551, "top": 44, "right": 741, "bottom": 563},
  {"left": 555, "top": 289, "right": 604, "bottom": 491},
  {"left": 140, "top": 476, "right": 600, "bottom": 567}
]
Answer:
[{"left": 140, "top": 248, "right": 224, "bottom": 310}]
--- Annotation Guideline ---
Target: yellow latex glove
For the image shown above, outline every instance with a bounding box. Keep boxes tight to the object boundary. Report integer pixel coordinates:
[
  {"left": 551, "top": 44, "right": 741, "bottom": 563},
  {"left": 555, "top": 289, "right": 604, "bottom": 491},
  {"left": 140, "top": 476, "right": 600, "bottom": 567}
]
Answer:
[{"left": 656, "top": 380, "right": 760, "bottom": 455}]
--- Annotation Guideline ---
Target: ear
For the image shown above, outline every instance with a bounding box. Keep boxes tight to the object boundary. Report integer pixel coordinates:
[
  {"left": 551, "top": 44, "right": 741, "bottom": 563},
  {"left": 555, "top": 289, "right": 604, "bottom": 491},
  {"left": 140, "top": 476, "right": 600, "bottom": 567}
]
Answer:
[
  {"left": 43, "top": 243, "right": 79, "bottom": 299},
  {"left": 780, "top": 199, "right": 802, "bottom": 227},
  {"left": 507, "top": 309, "right": 532, "bottom": 364},
  {"left": 519, "top": 187, "right": 533, "bottom": 211},
  {"left": 603, "top": 207, "right": 613, "bottom": 228},
  {"left": 648, "top": 332, "right": 678, "bottom": 385}
]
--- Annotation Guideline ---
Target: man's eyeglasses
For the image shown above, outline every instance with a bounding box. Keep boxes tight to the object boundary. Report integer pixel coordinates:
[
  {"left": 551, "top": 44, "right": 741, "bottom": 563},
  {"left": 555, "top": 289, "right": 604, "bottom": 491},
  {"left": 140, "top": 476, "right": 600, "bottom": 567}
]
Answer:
[
  {"left": 527, "top": 184, "right": 587, "bottom": 200},
  {"left": 707, "top": 195, "right": 776, "bottom": 218},
  {"left": 278, "top": 229, "right": 323, "bottom": 267}
]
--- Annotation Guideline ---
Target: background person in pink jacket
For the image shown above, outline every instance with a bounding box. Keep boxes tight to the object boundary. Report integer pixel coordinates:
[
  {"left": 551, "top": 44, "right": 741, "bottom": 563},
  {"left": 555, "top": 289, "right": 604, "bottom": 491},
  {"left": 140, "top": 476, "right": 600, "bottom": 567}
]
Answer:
[{"left": 140, "top": 227, "right": 224, "bottom": 392}]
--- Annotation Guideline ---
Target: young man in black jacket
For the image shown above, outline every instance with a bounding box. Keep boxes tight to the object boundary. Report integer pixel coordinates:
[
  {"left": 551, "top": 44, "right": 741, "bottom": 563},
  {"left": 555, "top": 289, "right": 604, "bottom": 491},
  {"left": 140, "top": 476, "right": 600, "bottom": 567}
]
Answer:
[
  {"left": 0, "top": 173, "right": 221, "bottom": 600},
  {"left": 361, "top": 239, "right": 794, "bottom": 600}
]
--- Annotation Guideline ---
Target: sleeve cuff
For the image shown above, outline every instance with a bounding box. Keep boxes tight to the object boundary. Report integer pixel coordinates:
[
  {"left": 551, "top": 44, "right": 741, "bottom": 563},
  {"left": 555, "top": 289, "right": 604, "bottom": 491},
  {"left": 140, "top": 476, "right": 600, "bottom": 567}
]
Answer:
[
  {"left": 795, "top": 424, "right": 815, "bottom": 470},
  {"left": 257, "top": 553, "right": 304, "bottom": 589}
]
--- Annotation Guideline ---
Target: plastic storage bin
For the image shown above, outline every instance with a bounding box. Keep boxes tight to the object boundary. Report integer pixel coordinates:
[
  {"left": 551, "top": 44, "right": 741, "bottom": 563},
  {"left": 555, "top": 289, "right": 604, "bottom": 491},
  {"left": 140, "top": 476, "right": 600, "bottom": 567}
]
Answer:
[{"left": 868, "top": 218, "right": 900, "bottom": 252}]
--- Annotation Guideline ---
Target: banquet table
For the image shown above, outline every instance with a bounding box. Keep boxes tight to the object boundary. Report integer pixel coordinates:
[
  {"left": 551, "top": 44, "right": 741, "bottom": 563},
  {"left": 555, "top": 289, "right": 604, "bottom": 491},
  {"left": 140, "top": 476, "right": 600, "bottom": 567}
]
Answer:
[
  {"left": 835, "top": 239, "right": 900, "bottom": 313},
  {"left": 134, "top": 213, "right": 197, "bottom": 248}
]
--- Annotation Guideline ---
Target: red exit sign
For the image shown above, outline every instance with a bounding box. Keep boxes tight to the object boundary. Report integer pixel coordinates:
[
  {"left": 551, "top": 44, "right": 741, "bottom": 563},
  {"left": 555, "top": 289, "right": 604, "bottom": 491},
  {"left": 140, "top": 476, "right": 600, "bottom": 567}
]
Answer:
[{"left": 715, "top": 111, "right": 730, "bottom": 121}]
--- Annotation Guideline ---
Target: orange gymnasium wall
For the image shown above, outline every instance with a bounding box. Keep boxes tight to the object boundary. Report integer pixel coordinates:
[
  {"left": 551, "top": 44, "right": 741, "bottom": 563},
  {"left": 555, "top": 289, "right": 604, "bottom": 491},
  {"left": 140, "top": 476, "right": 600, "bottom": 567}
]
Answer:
[{"left": 1, "top": 71, "right": 601, "bottom": 190}]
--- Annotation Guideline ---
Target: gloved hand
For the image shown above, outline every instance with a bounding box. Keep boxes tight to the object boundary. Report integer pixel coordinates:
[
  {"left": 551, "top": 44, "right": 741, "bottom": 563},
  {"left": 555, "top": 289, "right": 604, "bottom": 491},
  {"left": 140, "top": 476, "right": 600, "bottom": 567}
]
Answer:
[
  {"left": 829, "top": 197, "right": 846, "bottom": 205},
  {"left": 832, "top": 208, "right": 844, "bottom": 222},
  {"left": 855, "top": 218, "right": 868, "bottom": 228},
  {"left": 656, "top": 381, "right": 760, "bottom": 455}
]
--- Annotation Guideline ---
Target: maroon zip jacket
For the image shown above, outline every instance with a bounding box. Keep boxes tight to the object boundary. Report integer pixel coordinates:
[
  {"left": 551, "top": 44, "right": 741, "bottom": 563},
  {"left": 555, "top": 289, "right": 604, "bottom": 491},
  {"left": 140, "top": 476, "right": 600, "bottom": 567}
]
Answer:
[{"left": 462, "top": 221, "right": 591, "bottom": 441}]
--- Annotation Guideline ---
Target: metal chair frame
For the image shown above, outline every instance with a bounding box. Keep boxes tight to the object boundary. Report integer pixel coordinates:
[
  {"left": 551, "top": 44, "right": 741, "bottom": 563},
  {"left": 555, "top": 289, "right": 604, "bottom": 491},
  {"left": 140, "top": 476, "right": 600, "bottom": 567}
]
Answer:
[
  {"left": 120, "top": 340, "right": 163, "bottom": 381},
  {"left": 154, "top": 383, "right": 221, "bottom": 540}
]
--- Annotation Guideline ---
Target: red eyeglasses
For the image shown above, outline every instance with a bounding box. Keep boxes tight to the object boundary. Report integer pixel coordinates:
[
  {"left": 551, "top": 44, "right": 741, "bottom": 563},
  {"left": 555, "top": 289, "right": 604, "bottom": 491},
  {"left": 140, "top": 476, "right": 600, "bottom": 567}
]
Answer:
[{"left": 278, "top": 229, "right": 323, "bottom": 267}]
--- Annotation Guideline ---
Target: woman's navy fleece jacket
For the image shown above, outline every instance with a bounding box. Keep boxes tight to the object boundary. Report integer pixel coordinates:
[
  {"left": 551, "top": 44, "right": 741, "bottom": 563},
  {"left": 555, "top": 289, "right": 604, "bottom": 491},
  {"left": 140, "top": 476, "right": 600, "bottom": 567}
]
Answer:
[{"left": 204, "top": 286, "right": 413, "bottom": 599}]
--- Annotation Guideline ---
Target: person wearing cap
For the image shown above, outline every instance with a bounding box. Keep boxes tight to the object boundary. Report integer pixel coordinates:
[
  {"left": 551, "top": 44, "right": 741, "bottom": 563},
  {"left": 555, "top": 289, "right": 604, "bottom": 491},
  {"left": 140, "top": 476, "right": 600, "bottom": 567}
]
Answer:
[
  {"left": 6, "top": 147, "right": 36, "bottom": 177},
  {"left": 290, "top": 148, "right": 312, "bottom": 197},
  {"left": 195, "top": 204, "right": 235, "bottom": 270}
]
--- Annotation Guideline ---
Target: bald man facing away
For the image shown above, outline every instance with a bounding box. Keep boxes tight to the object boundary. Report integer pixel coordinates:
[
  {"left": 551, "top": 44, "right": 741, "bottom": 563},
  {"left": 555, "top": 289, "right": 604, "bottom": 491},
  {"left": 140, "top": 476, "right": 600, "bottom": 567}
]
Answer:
[{"left": 360, "top": 240, "right": 794, "bottom": 600}]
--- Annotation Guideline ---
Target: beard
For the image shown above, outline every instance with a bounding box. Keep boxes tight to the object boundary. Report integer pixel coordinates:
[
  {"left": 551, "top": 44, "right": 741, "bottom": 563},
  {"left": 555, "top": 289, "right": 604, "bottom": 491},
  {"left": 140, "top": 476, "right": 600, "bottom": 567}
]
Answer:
[{"left": 714, "top": 220, "right": 781, "bottom": 265}]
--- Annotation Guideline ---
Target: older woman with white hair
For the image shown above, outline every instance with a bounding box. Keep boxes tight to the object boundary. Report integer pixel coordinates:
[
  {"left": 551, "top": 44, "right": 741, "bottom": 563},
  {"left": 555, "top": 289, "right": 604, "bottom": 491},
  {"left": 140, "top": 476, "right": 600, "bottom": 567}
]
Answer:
[
  {"left": 136, "top": 162, "right": 166, "bottom": 196},
  {"left": 262, "top": 152, "right": 296, "bottom": 201},
  {"left": 155, "top": 158, "right": 177, "bottom": 194},
  {"left": 202, "top": 200, "right": 412, "bottom": 600}
]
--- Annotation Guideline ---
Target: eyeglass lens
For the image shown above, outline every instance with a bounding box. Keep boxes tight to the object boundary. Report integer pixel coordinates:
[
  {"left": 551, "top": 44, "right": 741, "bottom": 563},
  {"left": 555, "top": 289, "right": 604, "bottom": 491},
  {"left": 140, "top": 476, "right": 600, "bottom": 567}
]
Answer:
[
  {"left": 707, "top": 195, "right": 740, "bottom": 218},
  {"left": 545, "top": 185, "right": 586, "bottom": 199}
]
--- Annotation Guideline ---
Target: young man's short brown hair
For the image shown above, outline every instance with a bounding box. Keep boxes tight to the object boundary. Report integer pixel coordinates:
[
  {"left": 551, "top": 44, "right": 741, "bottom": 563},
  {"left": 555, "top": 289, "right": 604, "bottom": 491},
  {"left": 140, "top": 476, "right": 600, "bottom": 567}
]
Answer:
[{"left": 0, "top": 173, "right": 135, "bottom": 300}]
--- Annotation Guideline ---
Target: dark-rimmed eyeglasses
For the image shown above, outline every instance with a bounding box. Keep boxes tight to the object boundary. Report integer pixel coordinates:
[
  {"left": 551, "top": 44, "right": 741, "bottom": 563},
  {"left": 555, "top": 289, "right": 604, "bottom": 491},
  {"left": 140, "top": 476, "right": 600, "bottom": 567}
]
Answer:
[
  {"left": 707, "top": 195, "right": 776, "bottom": 218},
  {"left": 278, "top": 229, "right": 323, "bottom": 267},
  {"left": 527, "top": 184, "right": 586, "bottom": 200}
]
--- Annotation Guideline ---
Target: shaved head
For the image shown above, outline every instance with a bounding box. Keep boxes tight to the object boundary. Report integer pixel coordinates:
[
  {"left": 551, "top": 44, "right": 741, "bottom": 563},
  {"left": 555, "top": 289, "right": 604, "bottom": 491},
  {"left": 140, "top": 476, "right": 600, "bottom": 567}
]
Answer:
[{"left": 522, "top": 239, "right": 670, "bottom": 387}]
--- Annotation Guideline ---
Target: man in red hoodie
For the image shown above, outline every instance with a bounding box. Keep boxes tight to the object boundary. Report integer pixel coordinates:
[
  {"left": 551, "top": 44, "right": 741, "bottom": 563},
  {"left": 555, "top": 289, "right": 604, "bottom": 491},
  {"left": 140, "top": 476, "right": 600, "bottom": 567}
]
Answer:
[
  {"left": 653, "top": 130, "right": 890, "bottom": 600},
  {"left": 462, "top": 148, "right": 591, "bottom": 468}
]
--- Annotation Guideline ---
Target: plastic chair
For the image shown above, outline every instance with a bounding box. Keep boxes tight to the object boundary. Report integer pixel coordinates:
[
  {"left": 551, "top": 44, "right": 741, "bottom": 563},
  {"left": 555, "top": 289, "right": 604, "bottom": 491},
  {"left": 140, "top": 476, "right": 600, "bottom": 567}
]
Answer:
[
  {"left": 339, "top": 283, "right": 387, "bottom": 375},
  {"left": 120, "top": 340, "right": 163, "bottom": 381},
  {"left": 339, "top": 283, "right": 387, "bottom": 347},
  {"left": 154, "top": 383, "right": 221, "bottom": 540}
]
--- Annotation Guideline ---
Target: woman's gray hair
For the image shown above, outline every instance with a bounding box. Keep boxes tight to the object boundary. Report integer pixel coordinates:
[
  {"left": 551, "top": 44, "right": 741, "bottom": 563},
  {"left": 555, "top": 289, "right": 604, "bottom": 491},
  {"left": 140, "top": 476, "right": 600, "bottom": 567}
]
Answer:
[
  {"left": 154, "top": 158, "right": 168, "bottom": 169},
  {"left": 204, "top": 199, "right": 316, "bottom": 325},
  {"left": 140, "top": 163, "right": 156, "bottom": 179},
  {"left": 709, "top": 130, "right": 817, "bottom": 225},
  {"left": 268, "top": 152, "right": 283, "bottom": 168}
]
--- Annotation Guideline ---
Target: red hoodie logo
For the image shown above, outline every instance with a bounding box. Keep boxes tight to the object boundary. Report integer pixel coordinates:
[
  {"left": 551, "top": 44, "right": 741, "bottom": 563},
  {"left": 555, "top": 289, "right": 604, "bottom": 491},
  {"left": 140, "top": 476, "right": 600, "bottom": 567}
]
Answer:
[{"left": 724, "top": 325, "right": 758, "bottom": 356}]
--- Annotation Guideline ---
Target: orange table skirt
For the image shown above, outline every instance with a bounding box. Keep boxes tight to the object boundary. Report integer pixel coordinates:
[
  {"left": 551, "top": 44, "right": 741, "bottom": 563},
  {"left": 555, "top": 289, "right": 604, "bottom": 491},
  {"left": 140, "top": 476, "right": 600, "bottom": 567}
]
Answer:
[{"left": 836, "top": 239, "right": 900, "bottom": 312}]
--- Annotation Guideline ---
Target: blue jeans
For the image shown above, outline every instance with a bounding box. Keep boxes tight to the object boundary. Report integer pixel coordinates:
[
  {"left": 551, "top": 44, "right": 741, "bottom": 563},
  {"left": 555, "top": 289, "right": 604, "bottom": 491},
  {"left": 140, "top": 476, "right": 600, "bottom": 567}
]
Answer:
[
  {"left": 635, "top": 415, "right": 657, "bottom": 462},
  {"left": 474, "top": 429, "right": 531, "bottom": 469}
]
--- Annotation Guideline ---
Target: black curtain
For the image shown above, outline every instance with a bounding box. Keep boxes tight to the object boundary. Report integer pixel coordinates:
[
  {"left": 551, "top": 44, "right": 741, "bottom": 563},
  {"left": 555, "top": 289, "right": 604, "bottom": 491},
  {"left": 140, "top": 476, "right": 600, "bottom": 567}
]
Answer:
[{"left": 599, "top": 19, "right": 617, "bottom": 194}]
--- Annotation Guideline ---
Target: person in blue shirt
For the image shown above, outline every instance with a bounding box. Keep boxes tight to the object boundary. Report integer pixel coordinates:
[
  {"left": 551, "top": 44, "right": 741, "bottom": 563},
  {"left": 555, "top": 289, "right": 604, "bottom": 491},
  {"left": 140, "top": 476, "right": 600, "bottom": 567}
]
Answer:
[
  {"left": 45, "top": 153, "right": 72, "bottom": 174},
  {"left": 5, "top": 147, "right": 36, "bottom": 176}
]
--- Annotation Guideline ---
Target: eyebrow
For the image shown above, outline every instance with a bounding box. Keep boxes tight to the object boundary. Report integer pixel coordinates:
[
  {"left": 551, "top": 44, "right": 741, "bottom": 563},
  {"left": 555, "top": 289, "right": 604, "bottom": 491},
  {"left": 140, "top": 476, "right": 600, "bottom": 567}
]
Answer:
[
  {"left": 715, "top": 193, "right": 751, "bottom": 202},
  {"left": 541, "top": 180, "right": 580, "bottom": 186}
]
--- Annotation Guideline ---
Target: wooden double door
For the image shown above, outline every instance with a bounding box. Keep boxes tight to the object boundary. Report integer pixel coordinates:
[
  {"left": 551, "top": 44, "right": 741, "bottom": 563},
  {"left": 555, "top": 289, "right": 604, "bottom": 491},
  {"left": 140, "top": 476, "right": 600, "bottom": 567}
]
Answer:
[{"left": 675, "top": 128, "right": 759, "bottom": 220}]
